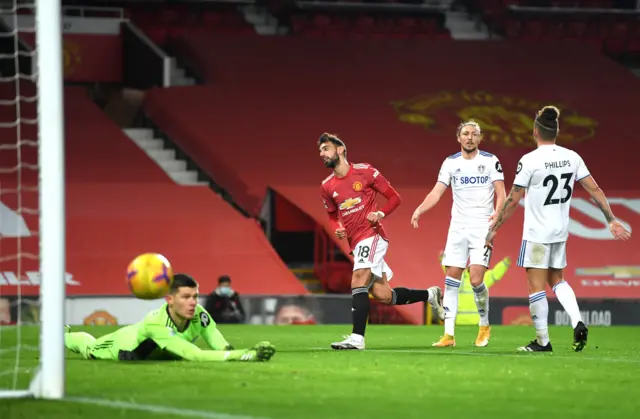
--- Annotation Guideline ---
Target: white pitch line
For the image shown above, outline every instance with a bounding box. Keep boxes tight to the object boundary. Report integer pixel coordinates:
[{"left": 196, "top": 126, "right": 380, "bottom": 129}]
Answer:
[
  {"left": 63, "top": 396, "right": 272, "bottom": 419},
  {"left": 311, "top": 347, "right": 640, "bottom": 363}
]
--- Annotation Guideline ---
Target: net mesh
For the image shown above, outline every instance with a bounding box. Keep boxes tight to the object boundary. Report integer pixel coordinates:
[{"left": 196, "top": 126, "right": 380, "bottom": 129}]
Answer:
[{"left": 0, "top": 0, "right": 41, "bottom": 392}]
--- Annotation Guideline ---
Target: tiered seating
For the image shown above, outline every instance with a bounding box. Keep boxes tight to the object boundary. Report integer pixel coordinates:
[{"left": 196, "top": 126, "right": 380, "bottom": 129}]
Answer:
[
  {"left": 464, "top": 0, "right": 640, "bottom": 58},
  {"left": 152, "top": 34, "right": 639, "bottom": 190},
  {"left": 58, "top": 0, "right": 256, "bottom": 45},
  {"left": 503, "top": 17, "right": 640, "bottom": 56},
  {"left": 466, "top": 0, "right": 627, "bottom": 14},
  {"left": 273, "top": 0, "right": 451, "bottom": 39},
  {"left": 64, "top": 0, "right": 451, "bottom": 41},
  {"left": 287, "top": 14, "right": 450, "bottom": 39},
  {"left": 465, "top": 0, "right": 635, "bottom": 18},
  {"left": 126, "top": 3, "right": 255, "bottom": 45},
  {"left": 0, "top": 84, "right": 306, "bottom": 297}
]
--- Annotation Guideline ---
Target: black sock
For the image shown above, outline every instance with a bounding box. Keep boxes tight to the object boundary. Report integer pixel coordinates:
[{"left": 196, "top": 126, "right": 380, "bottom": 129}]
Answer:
[
  {"left": 352, "top": 287, "right": 370, "bottom": 336},
  {"left": 392, "top": 288, "right": 430, "bottom": 305}
]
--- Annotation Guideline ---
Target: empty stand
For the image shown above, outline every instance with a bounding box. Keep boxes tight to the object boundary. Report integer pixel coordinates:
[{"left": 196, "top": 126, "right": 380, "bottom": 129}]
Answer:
[
  {"left": 464, "top": 0, "right": 640, "bottom": 59},
  {"left": 146, "top": 35, "right": 639, "bottom": 192},
  {"left": 64, "top": 87, "right": 169, "bottom": 183},
  {"left": 270, "top": 1, "right": 452, "bottom": 39},
  {"left": 142, "top": 87, "right": 260, "bottom": 215},
  {"left": 64, "top": 181, "right": 308, "bottom": 297},
  {"left": 0, "top": 85, "right": 306, "bottom": 297},
  {"left": 100, "top": 0, "right": 454, "bottom": 43},
  {"left": 124, "top": 1, "right": 256, "bottom": 45}
]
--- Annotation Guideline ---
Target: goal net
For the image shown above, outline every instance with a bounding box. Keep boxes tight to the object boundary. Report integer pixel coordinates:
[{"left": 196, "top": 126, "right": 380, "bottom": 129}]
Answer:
[{"left": 0, "top": 0, "right": 65, "bottom": 399}]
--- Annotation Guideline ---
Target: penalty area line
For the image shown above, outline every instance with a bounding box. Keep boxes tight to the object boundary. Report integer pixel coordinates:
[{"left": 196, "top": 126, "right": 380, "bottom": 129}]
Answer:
[
  {"left": 63, "top": 396, "right": 272, "bottom": 419},
  {"left": 311, "top": 347, "right": 640, "bottom": 363}
]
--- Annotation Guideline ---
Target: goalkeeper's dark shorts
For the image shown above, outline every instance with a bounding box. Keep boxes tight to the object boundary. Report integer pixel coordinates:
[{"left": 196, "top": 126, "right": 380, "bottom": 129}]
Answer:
[{"left": 88, "top": 325, "right": 139, "bottom": 361}]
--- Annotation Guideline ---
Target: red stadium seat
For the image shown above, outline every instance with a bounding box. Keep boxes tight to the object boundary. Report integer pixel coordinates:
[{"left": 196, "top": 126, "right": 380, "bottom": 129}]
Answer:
[
  {"left": 312, "top": 14, "right": 332, "bottom": 29},
  {"left": 291, "top": 15, "right": 308, "bottom": 33},
  {"left": 202, "top": 11, "right": 223, "bottom": 27}
]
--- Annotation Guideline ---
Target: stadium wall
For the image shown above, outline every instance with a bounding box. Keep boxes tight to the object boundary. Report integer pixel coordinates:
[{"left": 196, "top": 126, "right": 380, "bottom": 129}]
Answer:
[{"left": 2, "top": 295, "right": 638, "bottom": 327}]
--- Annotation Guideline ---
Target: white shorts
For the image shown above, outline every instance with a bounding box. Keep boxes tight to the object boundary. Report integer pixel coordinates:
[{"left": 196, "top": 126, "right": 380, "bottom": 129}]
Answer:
[
  {"left": 517, "top": 240, "right": 567, "bottom": 269},
  {"left": 442, "top": 226, "right": 492, "bottom": 269},
  {"left": 352, "top": 235, "right": 394, "bottom": 282}
]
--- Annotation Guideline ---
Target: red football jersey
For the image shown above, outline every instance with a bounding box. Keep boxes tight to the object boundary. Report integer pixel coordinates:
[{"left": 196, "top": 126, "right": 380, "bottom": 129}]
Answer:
[{"left": 320, "top": 163, "right": 392, "bottom": 251}]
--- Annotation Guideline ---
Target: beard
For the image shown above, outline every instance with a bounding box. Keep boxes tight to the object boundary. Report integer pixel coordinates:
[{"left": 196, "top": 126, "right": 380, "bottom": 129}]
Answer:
[
  {"left": 462, "top": 144, "right": 477, "bottom": 153},
  {"left": 324, "top": 155, "right": 339, "bottom": 168}
]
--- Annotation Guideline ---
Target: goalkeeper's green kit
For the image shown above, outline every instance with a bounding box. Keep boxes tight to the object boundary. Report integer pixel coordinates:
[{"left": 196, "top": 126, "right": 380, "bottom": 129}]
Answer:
[{"left": 66, "top": 303, "right": 266, "bottom": 362}]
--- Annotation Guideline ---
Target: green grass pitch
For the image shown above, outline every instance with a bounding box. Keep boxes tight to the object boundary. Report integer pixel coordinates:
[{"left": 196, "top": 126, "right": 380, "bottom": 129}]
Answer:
[{"left": 1, "top": 325, "right": 639, "bottom": 419}]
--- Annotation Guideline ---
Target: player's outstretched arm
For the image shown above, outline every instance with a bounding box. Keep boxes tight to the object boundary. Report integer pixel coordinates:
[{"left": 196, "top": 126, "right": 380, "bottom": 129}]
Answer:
[
  {"left": 411, "top": 182, "right": 447, "bottom": 228},
  {"left": 142, "top": 324, "right": 274, "bottom": 362},
  {"left": 580, "top": 176, "right": 632, "bottom": 240},
  {"left": 199, "top": 309, "right": 233, "bottom": 350},
  {"left": 485, "top": 185, "right": 526, "bottom": 246}
]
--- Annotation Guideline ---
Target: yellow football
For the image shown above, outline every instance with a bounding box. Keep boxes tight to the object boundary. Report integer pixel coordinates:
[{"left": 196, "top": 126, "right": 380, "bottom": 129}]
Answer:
[{"left": 126, "top": 253, "right": 174, "bottom": 300}]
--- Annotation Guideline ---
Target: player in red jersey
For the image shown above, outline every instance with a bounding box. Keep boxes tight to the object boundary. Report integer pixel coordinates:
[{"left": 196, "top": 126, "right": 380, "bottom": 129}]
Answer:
[{"left": 318, "top": 133, "right": 445, "bottom": 350}]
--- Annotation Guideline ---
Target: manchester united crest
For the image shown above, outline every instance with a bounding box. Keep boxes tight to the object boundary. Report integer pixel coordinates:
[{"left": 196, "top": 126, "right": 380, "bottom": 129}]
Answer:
[
  {"left": 83, "top": 310, "right": 117, "bottom": 326},
  {"left": 390, "top": 90, "right": 597, "bottom": 148},
  {"left": 353, "top": 181, "right": 363, "bottom": 192}
]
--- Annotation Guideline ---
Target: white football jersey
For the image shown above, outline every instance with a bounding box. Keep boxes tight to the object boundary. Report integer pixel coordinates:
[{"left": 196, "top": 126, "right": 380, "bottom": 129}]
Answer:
[
  {"left": 513, "top": 144, "right": 591, "bottom": 243},
  {"left": 437, "top": 150, "right": 504, "bottom": 227}
]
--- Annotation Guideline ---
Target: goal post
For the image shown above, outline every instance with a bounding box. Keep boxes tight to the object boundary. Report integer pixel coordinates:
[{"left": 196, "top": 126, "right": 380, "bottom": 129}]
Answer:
[
  {"left": 34, "top": 0, "right": 66, "bottom": 400},
  {"left": 0, "top": 0, "right": 66, "bottom": 400}
]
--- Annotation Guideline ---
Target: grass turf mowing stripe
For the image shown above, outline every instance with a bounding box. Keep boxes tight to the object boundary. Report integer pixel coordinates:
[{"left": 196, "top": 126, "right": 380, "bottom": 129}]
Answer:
[{"left": 63, "top": 397, "right": 273, "bottom": 419}]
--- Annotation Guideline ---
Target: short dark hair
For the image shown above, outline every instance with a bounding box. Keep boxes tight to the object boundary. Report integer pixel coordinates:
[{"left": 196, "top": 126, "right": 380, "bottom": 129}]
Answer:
[
  {"left": 535, "top": 106, "right": 560, "bottom": 141},
  {"left": 171, "top": 273, "right": 198, "bottom": 294},
  {"left": 317, "top": 133, "right": 347, "bottom": 159},
  {"left": 218, "top": 275, "right": 231, "bottom": 285}
]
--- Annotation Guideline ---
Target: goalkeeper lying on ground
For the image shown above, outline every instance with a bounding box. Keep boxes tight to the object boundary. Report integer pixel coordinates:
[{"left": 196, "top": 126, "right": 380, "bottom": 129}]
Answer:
[{"left": 65, "top": 273, "right": 276, "bottom": 362}]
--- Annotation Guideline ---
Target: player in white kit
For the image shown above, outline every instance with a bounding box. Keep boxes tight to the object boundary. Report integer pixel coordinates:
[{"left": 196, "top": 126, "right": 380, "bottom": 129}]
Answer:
[
  {"left": 486, "top": 106, "right": 631, "bottom": 352},
  {"left": 412, "top": 120, "right": 506, "bottom": 347}
]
